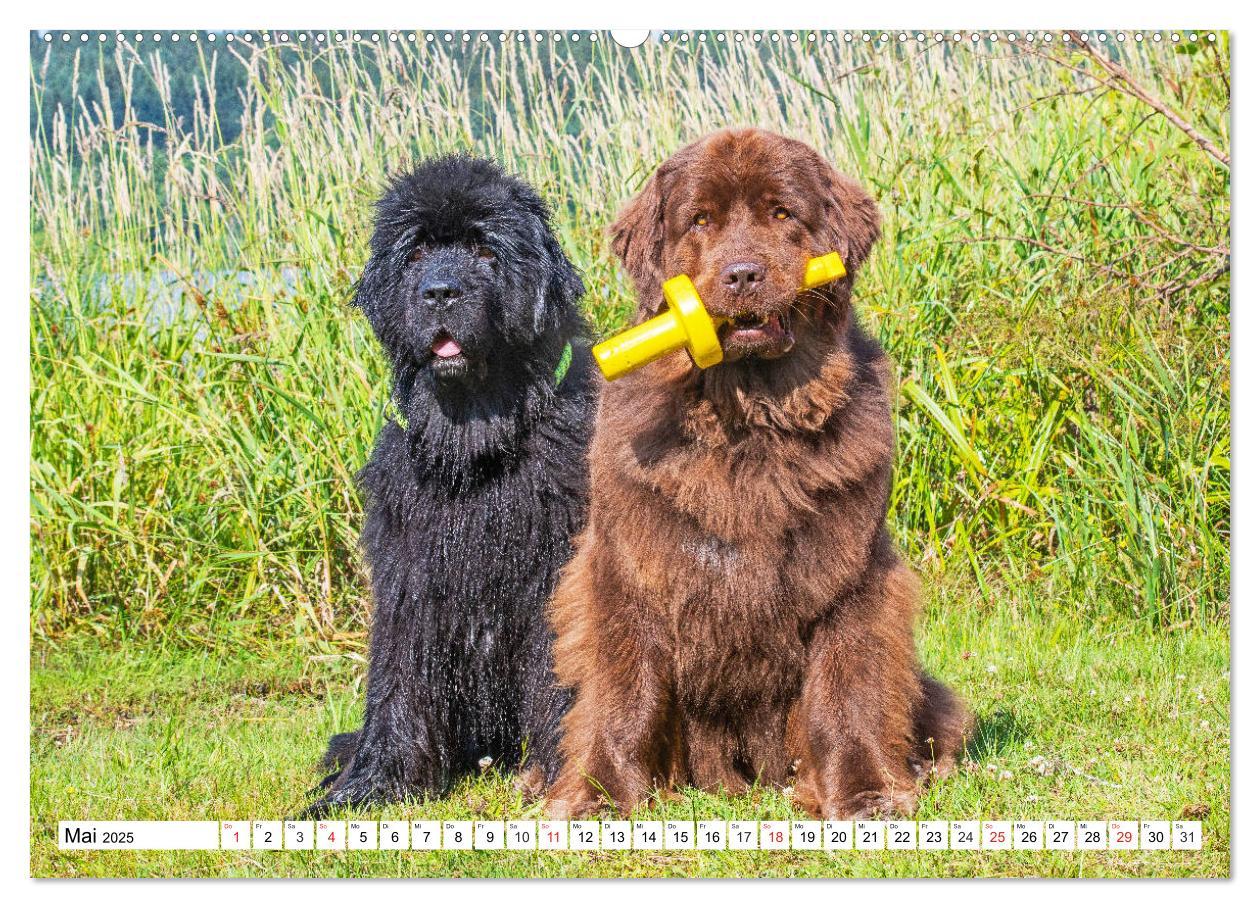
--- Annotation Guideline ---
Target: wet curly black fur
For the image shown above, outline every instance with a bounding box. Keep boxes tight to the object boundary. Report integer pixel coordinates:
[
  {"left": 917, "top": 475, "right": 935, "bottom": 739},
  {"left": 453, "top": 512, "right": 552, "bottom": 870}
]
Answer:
[{"left": 302, "top": 156, "right": 594, "bottom": 816}]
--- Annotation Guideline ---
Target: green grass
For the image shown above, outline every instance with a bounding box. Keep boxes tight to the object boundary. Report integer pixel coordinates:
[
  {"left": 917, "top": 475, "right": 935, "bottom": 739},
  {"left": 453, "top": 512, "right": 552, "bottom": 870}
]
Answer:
[
  {"left": 31, "top": 582, "right": 1229, "bottom": 878},
  {"left": 30, "top": 32, "right": 1229, "bottom": 642},
  {"left": 29, "top": 31, "right": 1230, "bottom": 878}
]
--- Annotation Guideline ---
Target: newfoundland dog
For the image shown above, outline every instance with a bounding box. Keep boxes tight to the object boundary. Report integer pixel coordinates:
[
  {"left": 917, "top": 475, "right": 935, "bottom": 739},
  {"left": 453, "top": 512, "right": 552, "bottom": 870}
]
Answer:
[
  {"left": 546, "top": 129, "right": 970, "bottom": 819},
  {"left": 305, "top": 156, "right": 594, "bottom": 815}
]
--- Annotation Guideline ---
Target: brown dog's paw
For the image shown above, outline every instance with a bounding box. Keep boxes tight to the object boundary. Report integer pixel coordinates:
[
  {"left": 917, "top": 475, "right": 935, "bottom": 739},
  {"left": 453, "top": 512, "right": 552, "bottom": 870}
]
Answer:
[
  {"left": 648, "top": 787, "right": 686, "bottom": 807},
  {"left": 513, "top": 765, "right": 547, "bottom": 801},
  {"left": 543, "top": 795, "right": 601, "bottom": 820},
  {"left": 910, "top": 748, "right": 959, "bottom": 784},
  {"left": 543, "top": 773, "right": 606, "bottom": 819},
  {"left": 826, "top": 788, "right": 918, "bottom": 820}
]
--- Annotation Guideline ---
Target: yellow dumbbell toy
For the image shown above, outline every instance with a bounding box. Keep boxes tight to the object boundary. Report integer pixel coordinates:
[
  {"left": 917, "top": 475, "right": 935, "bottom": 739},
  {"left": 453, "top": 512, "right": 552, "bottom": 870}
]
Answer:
[{"left": 592, "top": 252, "right": 846, "bottom": 381}]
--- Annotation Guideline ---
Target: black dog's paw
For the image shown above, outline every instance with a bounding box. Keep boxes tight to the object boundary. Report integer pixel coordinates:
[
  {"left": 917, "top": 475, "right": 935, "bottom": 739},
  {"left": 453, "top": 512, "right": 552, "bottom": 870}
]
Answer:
[
  {"left": 297, "top": 759, "right": 425, "bottom": 819},
  {"left": 304, "top": 768, "right": 343, "bottom": 799},
  {"left": 293, "top": 795, "right": 345, "bottom": 821},
  {"left": 322, "top": 730, "right": 361, "bottom": 771},
  {"left": 302, "top": 729, "right": 362, "bottom": 797},
  {"left": 295, "top": 782, "right": 383, "bottom": 820}
]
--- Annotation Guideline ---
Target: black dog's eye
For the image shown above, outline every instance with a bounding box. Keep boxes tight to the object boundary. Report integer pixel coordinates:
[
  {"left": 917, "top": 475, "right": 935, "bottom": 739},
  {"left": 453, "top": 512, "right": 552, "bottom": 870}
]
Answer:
[
  {"left": 692, "top": 212, "right": 710, "bottom": 228},
  {"left": 773, "top": 206, "right": 792, "bottom": 221},
  {"left": 476, "top": 245, "right": 496, "bottom": 262},
  {"left": 408, "top": 246, "right": 426, "bottom": 263}
]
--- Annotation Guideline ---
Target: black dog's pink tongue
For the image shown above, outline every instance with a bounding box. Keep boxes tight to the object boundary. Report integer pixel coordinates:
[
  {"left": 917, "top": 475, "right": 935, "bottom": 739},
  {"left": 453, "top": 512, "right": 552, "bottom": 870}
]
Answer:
[{"left": 432, "top": 335, "right": 462, "bottom": 358}]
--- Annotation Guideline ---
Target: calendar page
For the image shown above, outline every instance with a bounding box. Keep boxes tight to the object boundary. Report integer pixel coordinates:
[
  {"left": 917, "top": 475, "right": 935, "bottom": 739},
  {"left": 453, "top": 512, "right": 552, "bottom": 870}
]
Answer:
[{"left": 28, "top": 19, "right": 1229, "bottom": 882}]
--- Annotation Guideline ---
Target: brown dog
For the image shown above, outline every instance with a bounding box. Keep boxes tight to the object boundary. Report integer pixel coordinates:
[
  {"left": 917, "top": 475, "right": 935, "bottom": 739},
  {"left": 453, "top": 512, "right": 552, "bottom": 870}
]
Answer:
[{"left": 546, "top": 128, "right": 970, "bottom": 819}]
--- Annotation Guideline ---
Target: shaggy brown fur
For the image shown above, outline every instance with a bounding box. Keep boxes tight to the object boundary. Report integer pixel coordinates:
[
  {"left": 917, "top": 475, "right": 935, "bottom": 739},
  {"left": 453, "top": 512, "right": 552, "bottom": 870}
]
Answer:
[{"left": 545, "top": 128, "right": 971, "bottom": 819}]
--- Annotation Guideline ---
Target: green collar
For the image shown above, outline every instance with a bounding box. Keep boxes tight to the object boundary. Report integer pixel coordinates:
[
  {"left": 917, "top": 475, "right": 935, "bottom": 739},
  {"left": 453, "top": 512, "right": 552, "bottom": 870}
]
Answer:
[{"left": 553, "top": 341, "right": 573, "bottom": 386}]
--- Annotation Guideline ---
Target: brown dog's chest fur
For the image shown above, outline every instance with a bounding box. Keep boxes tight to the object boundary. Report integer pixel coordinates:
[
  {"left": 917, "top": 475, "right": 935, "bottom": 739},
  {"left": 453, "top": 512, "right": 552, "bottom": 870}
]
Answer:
[{"left": 556, "top": 326, "right": 899, "bottom": 784}]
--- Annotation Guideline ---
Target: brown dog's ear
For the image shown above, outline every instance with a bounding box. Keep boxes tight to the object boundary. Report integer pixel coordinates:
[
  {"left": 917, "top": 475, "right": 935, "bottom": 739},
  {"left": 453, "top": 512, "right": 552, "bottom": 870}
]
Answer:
[
  {"left": 609, "top": 167, "right": 670, "bottom": 301},
  {"left": 816, "top": 162, "right": 882, "bottom": 275}
]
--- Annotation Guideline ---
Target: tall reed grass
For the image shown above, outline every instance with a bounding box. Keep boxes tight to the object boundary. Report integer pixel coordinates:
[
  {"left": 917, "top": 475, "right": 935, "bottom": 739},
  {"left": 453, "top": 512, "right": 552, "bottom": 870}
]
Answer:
[{"left": 29, "top": 32, "right": 1230, "bottom": 643}]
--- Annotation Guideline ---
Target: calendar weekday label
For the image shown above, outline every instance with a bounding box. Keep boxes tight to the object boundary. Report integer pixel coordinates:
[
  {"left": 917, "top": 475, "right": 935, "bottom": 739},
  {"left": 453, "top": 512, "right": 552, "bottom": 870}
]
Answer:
[
  {"left": 918, "top": 821, "right": 947, "bottom": 850},
  {"left": 57, "top": 819, "right": 1205, "bottom": 852},
  {"left": 474, "top": 820, "right": 503, "bottom": 850},
  {"left": 824, "top": 820, "right": 853, "bottom": 850},
  {"left": 602, "top": 820, "right": 631, "bottom": 850},
  {"left": 1046, "top": 820, "right": 1075, "bottom": 850},
  {"left": 728, "top": 820, "right": 758, "bottom": 850},
  {"left": 411, "top": 820, "right": 440, "bottom": 850},
  {"left": 570, "top": 820, "right": 600, "bottom": 850},
  {"left": 379, "top": 821, "right": 408, "bottom": 849}
]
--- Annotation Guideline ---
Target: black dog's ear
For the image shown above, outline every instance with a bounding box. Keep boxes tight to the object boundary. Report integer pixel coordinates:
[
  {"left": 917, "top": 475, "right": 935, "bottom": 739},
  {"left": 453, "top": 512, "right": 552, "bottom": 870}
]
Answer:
[
  {"left": 814, "top": 156, "right": 882, "bottom": 274},
  {"left": 538, "top": 241, "right": 585, "bottom": 335},
  {"left": 351, "top": 242, "right": 412, "bottom": 361},
  {"left": 351, "top": 252, "right": 389, "bottom": 332},
  {"left": 609, "top": 166, "right": 670, "bottom": 307}
]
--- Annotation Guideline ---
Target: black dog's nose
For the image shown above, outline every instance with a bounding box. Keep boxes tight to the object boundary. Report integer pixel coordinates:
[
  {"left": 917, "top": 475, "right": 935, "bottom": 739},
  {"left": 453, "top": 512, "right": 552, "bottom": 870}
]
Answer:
[
  {"left": 720, "top": 262, "right": 767, "bottom": 295},
  {"left": 420, "top": 279, "right": 463, "bottom": 307}
]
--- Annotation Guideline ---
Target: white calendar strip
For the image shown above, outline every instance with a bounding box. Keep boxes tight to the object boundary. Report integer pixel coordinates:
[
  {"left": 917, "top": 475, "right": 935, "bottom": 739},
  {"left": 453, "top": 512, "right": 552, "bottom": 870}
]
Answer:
[{"left": 59, "top": 820, "right": 1204, "bottom": 852}]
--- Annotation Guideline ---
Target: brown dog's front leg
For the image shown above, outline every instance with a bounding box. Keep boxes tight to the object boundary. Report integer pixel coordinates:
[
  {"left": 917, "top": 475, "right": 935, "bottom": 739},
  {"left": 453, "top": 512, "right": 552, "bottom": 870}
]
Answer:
[
  {"left": 546, "top": 646, "right": 673, "bottom": 818},
  {"left": 790, "top": 566, "right": 922, "bottom": 819}
]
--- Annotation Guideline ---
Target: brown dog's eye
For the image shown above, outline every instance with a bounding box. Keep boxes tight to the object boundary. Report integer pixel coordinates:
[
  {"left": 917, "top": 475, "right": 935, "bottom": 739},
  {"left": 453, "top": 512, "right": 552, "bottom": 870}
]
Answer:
[
  {"left": 773, "top": 207, "right": 792, "bottom": 221},
  {"left": 692, "top": 213, "right": 710, "bottom": 228},
  {"left": 476, "top": 245, "right": 496, "bottom": 262}
]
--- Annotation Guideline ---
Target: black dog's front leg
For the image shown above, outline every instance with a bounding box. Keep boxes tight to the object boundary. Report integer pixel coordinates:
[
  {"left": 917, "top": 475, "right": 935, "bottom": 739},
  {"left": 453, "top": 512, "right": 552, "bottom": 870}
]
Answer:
[
  {"left": 302, "top": 720, "right": 440, "bottom": 816},
  {"left": 301, "top": 669, "right": 446, "bottom": 816},
  {"left": 301, "top": 571, "right": 450, "bottom": 817},
  {"left": 515, "top": 616, "right": 571, "bottom": 795}
]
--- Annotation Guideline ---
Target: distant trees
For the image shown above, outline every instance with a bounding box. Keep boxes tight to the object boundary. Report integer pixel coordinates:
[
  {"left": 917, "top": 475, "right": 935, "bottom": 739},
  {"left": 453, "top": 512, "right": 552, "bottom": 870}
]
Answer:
[{"left": 30, "top": 32, "right": 254, "bottom": 146}]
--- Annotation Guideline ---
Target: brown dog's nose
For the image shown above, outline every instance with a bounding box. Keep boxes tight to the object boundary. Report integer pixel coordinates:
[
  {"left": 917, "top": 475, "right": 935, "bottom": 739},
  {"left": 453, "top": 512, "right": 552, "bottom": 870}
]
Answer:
[{"left": 720, "top": 262, "right": 766, "bottom": 295}]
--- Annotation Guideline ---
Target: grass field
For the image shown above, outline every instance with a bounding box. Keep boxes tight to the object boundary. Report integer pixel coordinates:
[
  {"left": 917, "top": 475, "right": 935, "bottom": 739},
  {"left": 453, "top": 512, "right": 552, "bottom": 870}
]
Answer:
[
  {"left": 31, "top": 583, "right": 1230, "bottom": 878},
  {"left": 29, "top": 31, "right": 1230, "bottom": 878}
]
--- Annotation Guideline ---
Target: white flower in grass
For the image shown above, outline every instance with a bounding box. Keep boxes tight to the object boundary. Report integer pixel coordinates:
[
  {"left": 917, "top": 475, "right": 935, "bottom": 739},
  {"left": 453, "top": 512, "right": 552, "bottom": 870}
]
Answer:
[{"left": 1028, "top": 755, "right": 1054, "bottom": 776}]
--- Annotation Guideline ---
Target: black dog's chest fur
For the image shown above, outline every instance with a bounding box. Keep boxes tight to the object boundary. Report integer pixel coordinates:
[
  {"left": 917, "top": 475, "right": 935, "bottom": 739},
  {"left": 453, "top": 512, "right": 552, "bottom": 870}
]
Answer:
[
  {"left": 355, "top": 376, "right": 592, "bottom": 766},
  {"left": 364, "top": 412, "right": 587, "bottom": 655}
]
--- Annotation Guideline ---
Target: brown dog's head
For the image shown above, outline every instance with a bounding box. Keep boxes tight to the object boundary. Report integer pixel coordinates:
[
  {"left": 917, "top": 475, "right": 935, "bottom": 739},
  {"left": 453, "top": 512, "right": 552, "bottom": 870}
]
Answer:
[{"left": 611, "top": 128, "right": 880, "bottom": 364}]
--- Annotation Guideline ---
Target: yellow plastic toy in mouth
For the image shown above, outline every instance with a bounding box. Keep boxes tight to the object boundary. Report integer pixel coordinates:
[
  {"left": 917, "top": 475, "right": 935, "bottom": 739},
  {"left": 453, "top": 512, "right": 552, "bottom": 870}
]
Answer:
[{"left": 592, "top": 252, "right": 846, "bottom": 381}]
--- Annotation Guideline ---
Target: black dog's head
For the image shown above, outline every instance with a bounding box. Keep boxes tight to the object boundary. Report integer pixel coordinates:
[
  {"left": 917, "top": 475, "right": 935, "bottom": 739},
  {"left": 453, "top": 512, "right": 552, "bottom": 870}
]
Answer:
[{"left": 355, "top": 156, "right": 585, "bottom": 402}]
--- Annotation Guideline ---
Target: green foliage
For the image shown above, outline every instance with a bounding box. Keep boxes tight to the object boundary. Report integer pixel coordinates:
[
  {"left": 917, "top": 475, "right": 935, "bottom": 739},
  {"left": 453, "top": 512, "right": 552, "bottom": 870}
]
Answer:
[{"left": 29, "top": 33, "right": 1230, "bottom": 641}]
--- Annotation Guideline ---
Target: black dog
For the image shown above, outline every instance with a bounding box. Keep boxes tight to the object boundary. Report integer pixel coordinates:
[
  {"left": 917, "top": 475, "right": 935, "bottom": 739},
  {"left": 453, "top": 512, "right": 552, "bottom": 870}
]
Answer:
[{"left": 304, "top": 156, "right": 594, "bottom": 814}]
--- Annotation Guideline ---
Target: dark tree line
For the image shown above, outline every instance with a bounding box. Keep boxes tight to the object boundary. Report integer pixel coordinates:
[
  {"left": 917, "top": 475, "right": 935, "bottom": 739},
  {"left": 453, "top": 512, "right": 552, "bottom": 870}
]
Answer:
[
  {"left": 29, "top": 29, "right": 613, "bottom": 150},
  {"left": 30, "top": 31, "right": 254, "bottom": 145}
]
